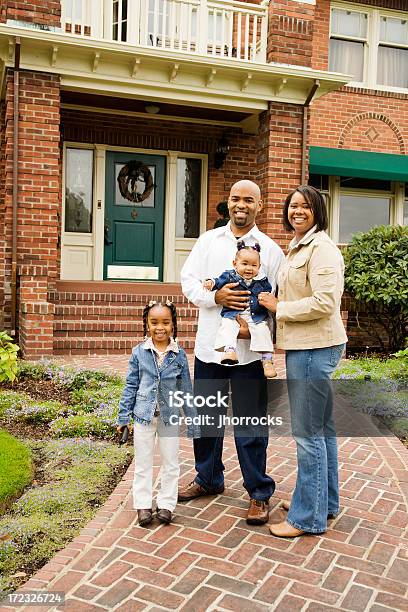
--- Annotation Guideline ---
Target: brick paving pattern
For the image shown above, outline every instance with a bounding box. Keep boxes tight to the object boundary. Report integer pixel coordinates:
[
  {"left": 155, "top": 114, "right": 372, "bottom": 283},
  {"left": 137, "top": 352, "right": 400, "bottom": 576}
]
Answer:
[{"left": 1, "top": 354, "right": 408, "bottom": 611}]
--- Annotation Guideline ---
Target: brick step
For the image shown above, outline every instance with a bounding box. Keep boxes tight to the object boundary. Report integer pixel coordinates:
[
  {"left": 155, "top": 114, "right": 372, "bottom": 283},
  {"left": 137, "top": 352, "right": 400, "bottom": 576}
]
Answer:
[
  {"left": 53, "top": 320, "right": 198, "bottom": 334},
  {"left": 52, "top": 293, "right": 191, "bottom": 306},
  {"left": 54, "top": 330, "right": 196, "bottom": 340},
  {"left": 53, "top": 336, "right": 196, "bottom": 355},
  {"left": 53, "top": 304, "right": 199, "bottom": 318}
]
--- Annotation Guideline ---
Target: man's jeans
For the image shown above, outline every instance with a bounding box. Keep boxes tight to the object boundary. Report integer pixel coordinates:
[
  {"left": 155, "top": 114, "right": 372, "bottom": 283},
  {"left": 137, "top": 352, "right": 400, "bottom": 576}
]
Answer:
[
  {"left": 285, "top": 344, "right": 346, "bottom": 533},
  {"left": 193, "top": 358, "right": 275, "bottom": 501}
]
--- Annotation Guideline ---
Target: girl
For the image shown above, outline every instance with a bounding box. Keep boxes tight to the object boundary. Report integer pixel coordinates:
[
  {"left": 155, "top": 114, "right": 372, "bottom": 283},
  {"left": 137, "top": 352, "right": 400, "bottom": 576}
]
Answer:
[
  {"left": 117, "top": 300, "right": 199, "bottom": 526},
  {"left": 203, "top": 241, "right": 277, "bottom": 378}
]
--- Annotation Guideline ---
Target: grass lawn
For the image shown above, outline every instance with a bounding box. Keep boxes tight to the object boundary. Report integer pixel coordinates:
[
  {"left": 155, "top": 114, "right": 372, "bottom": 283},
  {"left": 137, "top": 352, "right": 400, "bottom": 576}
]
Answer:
[{"left": 0, "top": 430, "right": 33, "bottom": 514}]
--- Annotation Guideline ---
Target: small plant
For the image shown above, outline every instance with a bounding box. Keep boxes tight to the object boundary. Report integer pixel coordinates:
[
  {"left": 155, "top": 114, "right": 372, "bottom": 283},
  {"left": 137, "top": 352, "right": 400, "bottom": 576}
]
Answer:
[
  {"left": 344, "top": 225, "right": 408, "bottom": 353},
  {"left": 0, "top": 332, "right": 19, "bottom": 383}
]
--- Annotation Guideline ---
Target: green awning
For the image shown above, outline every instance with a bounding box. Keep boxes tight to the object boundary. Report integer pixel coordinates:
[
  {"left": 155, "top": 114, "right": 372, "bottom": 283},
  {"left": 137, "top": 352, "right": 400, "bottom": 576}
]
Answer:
[{"left": 310, "top": 146, "right": 408, "bottom": 182}]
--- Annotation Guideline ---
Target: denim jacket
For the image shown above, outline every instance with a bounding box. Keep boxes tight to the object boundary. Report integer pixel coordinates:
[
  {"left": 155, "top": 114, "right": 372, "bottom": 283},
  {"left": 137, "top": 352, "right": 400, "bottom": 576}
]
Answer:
[
  {"left": 117, "top": 342, "right": 200, "bottom": 437},
  {"left": 212, "top": 269, "right": 272, "bottom": 323}
]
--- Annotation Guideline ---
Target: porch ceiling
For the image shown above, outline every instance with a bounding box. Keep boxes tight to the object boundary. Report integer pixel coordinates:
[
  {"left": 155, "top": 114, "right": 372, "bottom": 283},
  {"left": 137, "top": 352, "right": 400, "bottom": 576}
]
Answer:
[
  {"left": 60, "top": 91, "right": 250, "bottom": 123},
  {"left": 0, "top": 25, "right": 351, "bottom": 115}
]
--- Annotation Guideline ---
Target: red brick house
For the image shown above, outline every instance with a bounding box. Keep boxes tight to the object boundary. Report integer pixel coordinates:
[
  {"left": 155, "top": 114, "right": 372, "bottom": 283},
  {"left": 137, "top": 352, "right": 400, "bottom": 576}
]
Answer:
[{"left": 0, "top": 0, "right": 406, "bottom": 357}]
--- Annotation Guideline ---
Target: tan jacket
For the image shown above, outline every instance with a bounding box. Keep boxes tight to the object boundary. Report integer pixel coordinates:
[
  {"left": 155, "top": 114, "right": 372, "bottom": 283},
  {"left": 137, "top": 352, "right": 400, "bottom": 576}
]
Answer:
[{"left": 276, "top": 230, "right": 348, "bottom": 350}]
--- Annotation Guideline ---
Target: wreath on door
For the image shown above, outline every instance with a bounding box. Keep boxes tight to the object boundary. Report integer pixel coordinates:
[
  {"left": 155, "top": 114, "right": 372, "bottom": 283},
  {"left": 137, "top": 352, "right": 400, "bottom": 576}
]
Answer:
[{"left": 117, "top": 160, "right": 154, "bottom": 203}]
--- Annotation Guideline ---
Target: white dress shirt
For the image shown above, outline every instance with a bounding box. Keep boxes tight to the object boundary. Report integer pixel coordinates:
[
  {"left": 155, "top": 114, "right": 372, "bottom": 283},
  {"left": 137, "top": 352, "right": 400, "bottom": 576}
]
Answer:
[{"left": 181, "top": 222, "right": 285, "bottom": 365}]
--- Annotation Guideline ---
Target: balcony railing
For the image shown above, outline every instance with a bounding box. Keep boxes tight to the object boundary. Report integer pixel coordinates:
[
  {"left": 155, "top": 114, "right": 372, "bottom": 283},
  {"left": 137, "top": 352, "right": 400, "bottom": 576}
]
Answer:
[{"left": 61, "top": 0, "right": 268, "bottom": 62}]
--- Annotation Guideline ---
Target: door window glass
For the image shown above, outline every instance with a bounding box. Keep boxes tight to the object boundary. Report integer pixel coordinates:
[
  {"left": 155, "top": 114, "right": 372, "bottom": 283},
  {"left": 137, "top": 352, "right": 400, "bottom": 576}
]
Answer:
[
  {"left": 65, "top": 148, "right": 93, "bottom": 233},
  {"left": 176, "top": 158, "right": 201, "bottom": 238},
  {"left": 115, "top": 161, "right": 155, "bottom": 207}
]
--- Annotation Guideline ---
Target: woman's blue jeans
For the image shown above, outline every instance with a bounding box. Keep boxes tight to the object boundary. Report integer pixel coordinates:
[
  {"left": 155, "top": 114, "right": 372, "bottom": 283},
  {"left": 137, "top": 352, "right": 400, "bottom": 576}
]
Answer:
[{"left": 285, "top": 344, "right": 345, "bottom": 533}]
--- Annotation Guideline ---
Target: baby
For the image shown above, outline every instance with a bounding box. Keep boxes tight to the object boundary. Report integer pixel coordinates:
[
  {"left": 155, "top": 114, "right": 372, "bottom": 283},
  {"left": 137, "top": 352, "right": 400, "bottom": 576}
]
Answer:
[{"left": 203, "top": 241, "right": 277, "bottom": 378}]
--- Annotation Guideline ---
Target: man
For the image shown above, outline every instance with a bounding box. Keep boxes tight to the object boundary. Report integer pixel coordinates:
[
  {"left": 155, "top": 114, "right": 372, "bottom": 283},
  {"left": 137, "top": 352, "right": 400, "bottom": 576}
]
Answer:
[{"left": 179, "top": 180, "right": 285, "bottom": 524}]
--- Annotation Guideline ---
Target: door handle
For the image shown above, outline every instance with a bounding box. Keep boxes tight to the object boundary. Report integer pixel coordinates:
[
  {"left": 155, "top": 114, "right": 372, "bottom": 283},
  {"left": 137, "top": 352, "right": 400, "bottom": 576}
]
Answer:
[{"left": 104, "top": 222, "right": 113, "bottom": 245}]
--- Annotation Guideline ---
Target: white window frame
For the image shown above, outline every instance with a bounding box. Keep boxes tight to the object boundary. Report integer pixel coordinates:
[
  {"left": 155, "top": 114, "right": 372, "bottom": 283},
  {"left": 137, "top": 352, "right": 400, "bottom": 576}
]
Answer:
[
  {"left": 330, "top": 2, "right": 408, "bottom": 93},
  {"left": 326, "top": 176, "right": 405, "bottom": 244}
]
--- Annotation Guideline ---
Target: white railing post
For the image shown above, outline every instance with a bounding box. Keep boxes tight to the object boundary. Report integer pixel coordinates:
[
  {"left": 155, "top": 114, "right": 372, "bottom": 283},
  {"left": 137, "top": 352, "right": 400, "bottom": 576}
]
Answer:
[
  {"left": 259, "top": 0, "right": 269, "bottom": 62},
  {"left": 198, "top": 0, "right": 208, "bottom": 55},
  {"left": 103, "top": 0, "right": 113, "bottom": 41},
  {"left": 127, "top": 0, "right": 141, "bottom": 44}
]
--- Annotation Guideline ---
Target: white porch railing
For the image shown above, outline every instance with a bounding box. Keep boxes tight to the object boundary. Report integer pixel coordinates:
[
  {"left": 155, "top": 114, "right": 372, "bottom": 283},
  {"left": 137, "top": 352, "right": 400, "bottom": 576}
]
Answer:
[{"left": 61, "top": 0, "right": 269, "bottom": 62}]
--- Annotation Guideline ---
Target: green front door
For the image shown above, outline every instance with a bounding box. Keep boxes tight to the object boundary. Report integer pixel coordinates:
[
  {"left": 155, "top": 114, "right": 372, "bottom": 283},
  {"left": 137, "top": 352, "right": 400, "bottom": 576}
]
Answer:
[{"left": 104, "top": 152, "right": 165, "bottom": 281}]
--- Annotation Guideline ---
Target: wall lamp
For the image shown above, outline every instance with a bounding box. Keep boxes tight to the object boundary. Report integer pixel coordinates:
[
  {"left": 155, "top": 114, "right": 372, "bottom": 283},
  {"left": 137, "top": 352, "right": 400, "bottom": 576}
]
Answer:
[{"left": 214, "top": 135, "right": 230, "bottom": 169}]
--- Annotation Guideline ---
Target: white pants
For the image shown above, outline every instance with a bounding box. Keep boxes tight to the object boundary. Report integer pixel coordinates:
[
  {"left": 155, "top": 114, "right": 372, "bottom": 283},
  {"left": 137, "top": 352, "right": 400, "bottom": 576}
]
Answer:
[
  {"left": 214, "top": 313, "right": 274, "bottom": 353},
  {"left": 133, "top": 417, "right": 180, "bottom": 511}
]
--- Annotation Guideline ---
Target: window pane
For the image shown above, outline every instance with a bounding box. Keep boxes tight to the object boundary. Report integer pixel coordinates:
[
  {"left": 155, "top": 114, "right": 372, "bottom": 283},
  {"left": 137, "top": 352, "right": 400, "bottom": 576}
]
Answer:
[
  {"left": 176, "top": 158, "right": 202, "bottom": 238},
  {"left": 329, "top": 39, "right": 364, "bottom": 80},
  {"left": 339, "top": 195, "right": 390, "bottom": 243},
  {"left": 404, "top": 199, "right": 408, "bottom": 226},
  {"left": 380, "top": 16, "right": 408, "bottom": 45},
  {"left": 378, "top": 46, "right": 408, "bottom": 88},
  {"left": 308, "top": 174, "right": 329, "bottom": 191},
  {"left": 339, "top": 177, "right": 391, "bottom": 190},
  {"left": 331, "top": 9, "right": 367, "bottom": 38},
  {"left": 65, "top": 149, "right": 93, "bottom": 233}
]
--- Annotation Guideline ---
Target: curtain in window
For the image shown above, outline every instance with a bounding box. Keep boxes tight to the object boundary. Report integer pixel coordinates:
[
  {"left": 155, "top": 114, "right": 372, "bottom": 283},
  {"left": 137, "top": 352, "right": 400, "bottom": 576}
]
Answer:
[
  {"left": 377, "top": 46, "right": 408, "bottom": 88},
  {"left": 329, "top": 39, "right": 364, "bottom": 81}
]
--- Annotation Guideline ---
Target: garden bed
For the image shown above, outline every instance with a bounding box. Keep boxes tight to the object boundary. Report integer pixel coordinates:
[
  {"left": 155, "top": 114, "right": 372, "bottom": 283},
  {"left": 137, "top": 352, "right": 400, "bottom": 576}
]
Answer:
[
  {"left": 0, "top": 361, "right": 132, "bottom": 594},
  {"left": 334, "top": 355, "right": 408, "bottom": 448}
]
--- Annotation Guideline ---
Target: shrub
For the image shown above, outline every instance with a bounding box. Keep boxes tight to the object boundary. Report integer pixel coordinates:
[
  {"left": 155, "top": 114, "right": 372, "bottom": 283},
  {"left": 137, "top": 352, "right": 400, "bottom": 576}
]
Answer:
[
  {"left": 344, "top": 225, "right": 408, "bottom": 352},
  {"left": 0, "top": 332, "right": 19, "bottom": 383},
  {"left": 0, "top": 431, "right": 33, "bottom": 514}
]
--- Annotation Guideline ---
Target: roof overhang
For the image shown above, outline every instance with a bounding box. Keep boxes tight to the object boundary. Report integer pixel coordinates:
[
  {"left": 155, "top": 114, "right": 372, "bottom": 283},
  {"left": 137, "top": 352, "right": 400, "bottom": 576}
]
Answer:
[{"left": 0, "top": 25, "right": 351, "bottom": 121}]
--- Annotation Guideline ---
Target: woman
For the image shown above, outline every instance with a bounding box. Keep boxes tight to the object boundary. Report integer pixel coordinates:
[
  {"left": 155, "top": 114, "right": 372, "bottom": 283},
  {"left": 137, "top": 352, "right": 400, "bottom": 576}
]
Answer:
[{"left": 259, "top": 185, "right": 347, "bottom": 537}]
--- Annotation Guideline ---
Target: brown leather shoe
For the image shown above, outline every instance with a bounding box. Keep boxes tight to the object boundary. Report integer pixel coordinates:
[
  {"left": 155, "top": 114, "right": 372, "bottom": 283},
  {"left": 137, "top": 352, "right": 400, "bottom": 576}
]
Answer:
[
  {"left": 269, "top": 520, "right": 305, "bottom": 538},
  {"left": 281, "top": 499, "right": 336, "bottom": 519},
  {"left": 157, "top": 508, "right": 172, "bottom": 524},
  {"left": 246, "top": 499, "right": 269, "bottom": 525},
  {"left": 178, "top": 480, "right": 224, "bottom": 502},
  {"left": 137, "top": 509, "right": 153, "bottom": 526}
]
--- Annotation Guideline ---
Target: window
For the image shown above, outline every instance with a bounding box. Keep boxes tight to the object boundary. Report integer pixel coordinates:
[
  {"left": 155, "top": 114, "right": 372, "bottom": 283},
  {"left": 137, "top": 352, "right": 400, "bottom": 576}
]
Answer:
[
  {"left": 64, "top": 148, "right": 93, "bottom": 233},
  {"left": 112, "top": 0, "right": 127, "bottom": 42},
  {"left": 176, "top": 158, "right": 202, "bottom": 238},
  {"left": 329, "top": 8, "right": 367, "bottom": 81},
  {"left": 329, "top": 4, "right": 408, "bottom": 91},
  {"left": 339, "top": 194, "right": 390, "bottom": 243},
  {"left": 309, "top": 175, "right": 405, "bottom": 243}
]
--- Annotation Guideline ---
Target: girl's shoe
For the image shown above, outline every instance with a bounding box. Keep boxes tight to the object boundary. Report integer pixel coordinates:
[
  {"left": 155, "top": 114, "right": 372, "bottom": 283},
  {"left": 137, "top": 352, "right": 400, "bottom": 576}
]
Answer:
[
  {"left": 157, "top": 508, "right": 172, "bottom": 524},
  {"left": 263, "top": 360, "right": 277, "bottom": 378},
  {"left": 137, "top": 509, "right": 153, "bottom": 526}
]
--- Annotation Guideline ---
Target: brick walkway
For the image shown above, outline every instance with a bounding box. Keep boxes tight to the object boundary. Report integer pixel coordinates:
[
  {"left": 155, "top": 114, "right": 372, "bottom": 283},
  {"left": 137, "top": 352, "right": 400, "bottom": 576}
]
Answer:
[{"left": 2, "top": 355, "right": 408, "bottom": 612}]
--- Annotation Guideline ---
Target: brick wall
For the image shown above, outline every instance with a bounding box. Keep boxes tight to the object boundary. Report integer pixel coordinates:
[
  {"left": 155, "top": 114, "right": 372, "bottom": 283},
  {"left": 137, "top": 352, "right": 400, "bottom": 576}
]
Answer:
[
  {"left": 1, "top": 70, "right": 61, "bottom": 357},
  {"left": 257, "top": 102, "right": 303, "bottom": 244},
  {"left": 268, "top": 0, "right": 316, "bottom": 67},
  {"left": 1, "top": 0, "right": 60, "bottom": 26}
]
